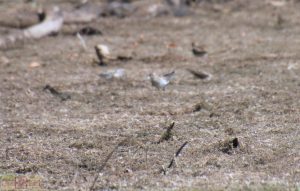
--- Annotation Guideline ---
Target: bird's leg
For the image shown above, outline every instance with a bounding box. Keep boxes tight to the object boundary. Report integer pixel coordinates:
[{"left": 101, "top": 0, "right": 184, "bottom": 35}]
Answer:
[{"left": 99, "top": 57, "right": 106, "bottom": 66}]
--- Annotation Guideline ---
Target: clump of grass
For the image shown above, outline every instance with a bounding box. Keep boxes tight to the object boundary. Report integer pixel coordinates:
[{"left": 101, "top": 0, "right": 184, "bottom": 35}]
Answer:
[
  {"left": 69, "top": 141, "right": 96, "bottom": 149},
  {"left": 218, "top": 137, "right": 239, "bottom": 154},
  {"left": 157, "top": 122, "right": 175, "bottom": 144}
]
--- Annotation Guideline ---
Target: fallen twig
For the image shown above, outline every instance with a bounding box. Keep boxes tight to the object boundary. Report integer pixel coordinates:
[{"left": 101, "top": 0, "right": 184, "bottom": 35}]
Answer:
[
  {"left": 43, "top": 84, "right": 71, "bottom": 101},
  {"left": 167, "top": 141, "right": 188, "bottom": 168},
  {"left": 161, "top": 141, "right": 188, "bottom": 175},
  {"left": 89, "top": 137, "right": 130, "bottom": 191},
  {"left": 76, "top": 32, "right": 87, "bottom": 51}
]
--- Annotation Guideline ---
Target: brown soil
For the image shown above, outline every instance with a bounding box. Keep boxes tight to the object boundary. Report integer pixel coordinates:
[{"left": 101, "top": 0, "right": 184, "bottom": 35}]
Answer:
[{"left": 0, "top": 1, "right": 299, "bottom": 190}]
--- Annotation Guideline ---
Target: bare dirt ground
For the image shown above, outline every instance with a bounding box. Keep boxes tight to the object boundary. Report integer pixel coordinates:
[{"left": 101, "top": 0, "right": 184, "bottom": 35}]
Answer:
[{"left": 0, "top": 0, "right": 299, "bottom": 190}]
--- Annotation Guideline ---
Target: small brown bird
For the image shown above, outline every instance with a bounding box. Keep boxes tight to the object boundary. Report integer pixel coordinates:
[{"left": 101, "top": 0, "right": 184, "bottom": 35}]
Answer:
[
  {"left": 187, "top": 69, "right": 212, "bottom": 80},
  {"left": 192, "top": 42, "right": 207, "bottom": 57}
]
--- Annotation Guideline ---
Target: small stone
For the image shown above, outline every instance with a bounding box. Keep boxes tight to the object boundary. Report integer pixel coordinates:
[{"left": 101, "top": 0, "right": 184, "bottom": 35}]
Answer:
[{"left": 29, "top": 61, "right": 40, "bottom": 68}]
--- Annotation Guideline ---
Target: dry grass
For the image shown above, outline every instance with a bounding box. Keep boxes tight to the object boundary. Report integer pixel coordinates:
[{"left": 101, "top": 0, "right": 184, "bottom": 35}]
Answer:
[{"left": 0, "top": 0, "right": 299, "bottom": 190}]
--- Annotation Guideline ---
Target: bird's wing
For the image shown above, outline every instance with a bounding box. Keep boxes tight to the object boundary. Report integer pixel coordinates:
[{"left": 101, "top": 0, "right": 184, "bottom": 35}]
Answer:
[{"left": 163, "top": 71, "right": 175, "bottom": 81}]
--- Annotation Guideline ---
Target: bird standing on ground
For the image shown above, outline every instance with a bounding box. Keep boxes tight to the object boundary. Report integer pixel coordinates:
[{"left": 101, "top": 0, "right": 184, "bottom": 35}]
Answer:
[
  {"left": 187, "top": 69, "right": 212, "bottom": 80},
  {"left": 95, "top": 44, "right": 111, "bottom": 66},
  {"left": 192, "top": 42, "right": 207, "bottom": 57},
  {"left": 149, "top": 71, "right": 175, "bottom": 90}
]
